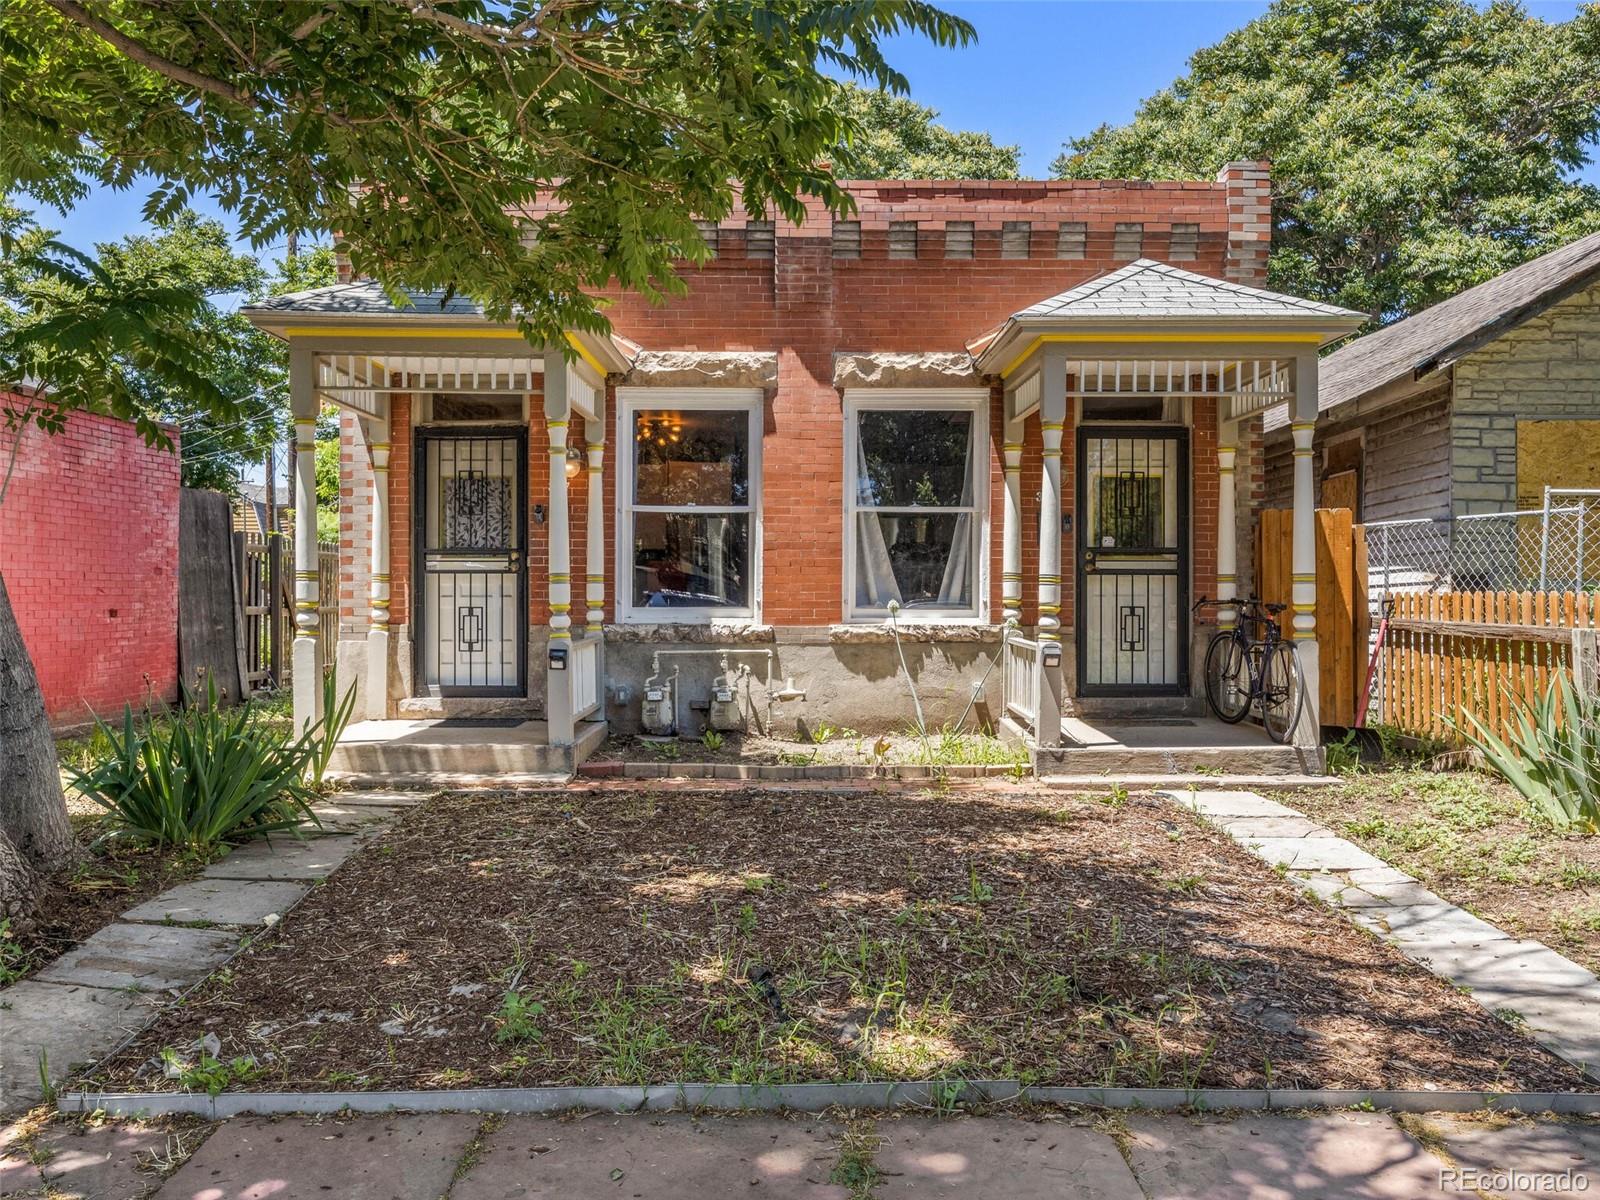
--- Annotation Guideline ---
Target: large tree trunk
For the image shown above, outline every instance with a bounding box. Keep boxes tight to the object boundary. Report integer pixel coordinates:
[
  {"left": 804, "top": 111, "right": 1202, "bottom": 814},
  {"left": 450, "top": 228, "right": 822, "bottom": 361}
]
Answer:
[
  {"left": 0, "top": 829, "right": 37, "bottom": 927},
  {"left": 0, "top": 569, "right": 75, "bottom": 883}
]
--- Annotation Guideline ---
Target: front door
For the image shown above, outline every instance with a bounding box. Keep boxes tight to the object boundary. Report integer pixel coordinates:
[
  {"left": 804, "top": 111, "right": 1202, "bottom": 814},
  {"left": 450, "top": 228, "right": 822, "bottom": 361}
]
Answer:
[
  {"left": 1076, "top": 426, "right": 1189, "bottom": 696},
  {"left": 415, "top": 428, "right": 527, "bottom": 695}
]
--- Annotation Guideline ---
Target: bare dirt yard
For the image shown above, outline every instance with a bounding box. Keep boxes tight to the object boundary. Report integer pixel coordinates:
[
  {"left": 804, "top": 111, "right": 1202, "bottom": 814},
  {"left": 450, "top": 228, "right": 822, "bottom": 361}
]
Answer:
[
  {"left": 1293, "top": 766, "right": 1600, "bottom": 976},
  {"left": 89, "top": 785, "right": 1588, "bottom": 1096}
]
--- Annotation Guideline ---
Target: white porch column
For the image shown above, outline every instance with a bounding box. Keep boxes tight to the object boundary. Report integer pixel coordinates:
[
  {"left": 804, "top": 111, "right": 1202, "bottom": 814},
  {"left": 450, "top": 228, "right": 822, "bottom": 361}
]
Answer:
[
  {"left": 585, "top": 413, "right": 606, "bottom": 635},
  {"left": 1216, "top": 419, "right": 1239, "bottom": 631},
  {"left": 290, "top": 346, "right": 324, "bottom": 733},
  {"left": 365, "top": 422, "right": 392, "bottom": 720},
  {"left": 1291, "top": 351, "right": 1321, "bottom": 747},
  {"left": 544, "top": 350, "right": 575, "bottom": 747},
  {"left": 1034, "top": 351, "right": 1067, "bottom": 747},
  {"left": 1001, "top": 405, "right": 1024, "bottom": 628}
]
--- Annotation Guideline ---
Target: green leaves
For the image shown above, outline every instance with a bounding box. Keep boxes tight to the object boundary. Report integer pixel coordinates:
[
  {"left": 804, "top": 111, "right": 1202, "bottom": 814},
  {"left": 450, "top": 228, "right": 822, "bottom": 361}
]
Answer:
[
  {"left": 69, "top": 676, "right": 341, "bottom": 851},
  {"left": 1055, "top": 0, "right": 1600, "bottom": 328},
  {"left": 2, "top": 0, "right": 973, "bottom": 352},
  {"left": 1457, "top": 671, "right": 1600, "bottom": 835},
  {"left": 835, "top": 84, "right": 1021, "bottom": 180}
]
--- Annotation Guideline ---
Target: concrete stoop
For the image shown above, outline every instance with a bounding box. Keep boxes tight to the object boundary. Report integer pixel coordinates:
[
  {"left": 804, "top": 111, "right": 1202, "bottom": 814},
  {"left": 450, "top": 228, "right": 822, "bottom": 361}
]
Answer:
[{"left": 325, "top": 718, "right": 605, "bottom": 783}]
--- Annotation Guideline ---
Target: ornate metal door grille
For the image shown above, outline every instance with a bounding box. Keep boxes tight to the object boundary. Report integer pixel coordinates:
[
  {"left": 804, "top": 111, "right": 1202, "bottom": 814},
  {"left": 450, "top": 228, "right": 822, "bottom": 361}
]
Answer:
[
  {"left": 416, "top": 429, "right": 527, "bottom": 695},
  {"left": 1077, "top": 427, "right": 1189, "bottom": 696}
]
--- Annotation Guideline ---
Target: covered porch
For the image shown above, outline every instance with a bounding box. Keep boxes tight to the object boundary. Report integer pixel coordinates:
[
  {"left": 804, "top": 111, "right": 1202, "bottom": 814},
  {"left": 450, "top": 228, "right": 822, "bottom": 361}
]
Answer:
[
  {"left": 242, "top": 284, "right": 636, "bottom": 764},
  {"left": 974, "top": 260, "right": 1364, "bottom": 757}
]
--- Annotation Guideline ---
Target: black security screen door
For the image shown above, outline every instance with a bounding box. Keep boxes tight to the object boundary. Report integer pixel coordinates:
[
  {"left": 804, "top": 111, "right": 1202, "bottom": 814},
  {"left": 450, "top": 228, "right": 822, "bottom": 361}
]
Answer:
[
  {"left": 1076, "top": 427, "right": 1189, "bottom": 696},
  {"left": 415, "top": 428, "right": 527, "bottom": 696}
]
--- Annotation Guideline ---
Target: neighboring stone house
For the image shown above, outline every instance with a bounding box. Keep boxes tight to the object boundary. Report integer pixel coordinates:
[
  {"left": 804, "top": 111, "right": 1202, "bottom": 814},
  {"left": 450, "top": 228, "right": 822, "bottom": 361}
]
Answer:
[
  {"left": 244, "top": 163, "right": 1365, "bottom": 763},
  {"left": 1263, "top": 231, "right": 1600, "bottom": 520}
]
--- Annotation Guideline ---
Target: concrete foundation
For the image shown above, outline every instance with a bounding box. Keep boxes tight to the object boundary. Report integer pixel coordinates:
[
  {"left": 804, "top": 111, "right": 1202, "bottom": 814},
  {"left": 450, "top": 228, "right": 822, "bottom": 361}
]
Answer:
[{"left": 362, "top": 622, "right": 1220, "bottom": 739}]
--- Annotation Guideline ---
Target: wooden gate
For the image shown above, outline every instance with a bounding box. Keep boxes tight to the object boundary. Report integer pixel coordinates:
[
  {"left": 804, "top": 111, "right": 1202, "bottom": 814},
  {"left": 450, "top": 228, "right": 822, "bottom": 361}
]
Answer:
[{"left": 1254, "top": 508, "right": 1369, "bottom": 726}]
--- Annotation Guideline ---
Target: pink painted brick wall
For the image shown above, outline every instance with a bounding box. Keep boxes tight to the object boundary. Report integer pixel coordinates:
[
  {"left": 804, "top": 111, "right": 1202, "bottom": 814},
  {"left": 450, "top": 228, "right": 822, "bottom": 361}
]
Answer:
[{"left": 0, "top": 402, "right": 180, "bottom": 726}]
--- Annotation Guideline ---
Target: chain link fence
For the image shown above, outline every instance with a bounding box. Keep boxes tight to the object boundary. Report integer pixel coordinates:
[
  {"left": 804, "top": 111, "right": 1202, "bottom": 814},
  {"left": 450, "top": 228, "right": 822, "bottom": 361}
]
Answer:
[{"left": 1364, "top": 489, "right": 1600, "bottom": 615}]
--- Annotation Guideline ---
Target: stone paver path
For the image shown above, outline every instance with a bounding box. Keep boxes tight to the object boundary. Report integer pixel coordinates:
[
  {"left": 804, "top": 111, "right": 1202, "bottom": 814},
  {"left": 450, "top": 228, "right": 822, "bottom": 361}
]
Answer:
[
  {"left": 3, "top": 1111, "right": 1597, "bottom": 1199},
  {"left": 0, "top": 790, "right": 413, "bottom": 1113},
  {"left": 1164, "top": 788, "right": 1600, "bottom": 1081}
]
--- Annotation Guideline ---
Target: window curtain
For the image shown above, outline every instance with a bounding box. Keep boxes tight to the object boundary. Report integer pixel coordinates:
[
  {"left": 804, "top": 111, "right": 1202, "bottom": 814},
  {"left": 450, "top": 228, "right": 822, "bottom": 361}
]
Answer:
[
  {"left": 855, "top": 431, "right": 902, "bottom": 609},
  {"left": 935, "top": 427, "right": 974, "bottom": 606}
]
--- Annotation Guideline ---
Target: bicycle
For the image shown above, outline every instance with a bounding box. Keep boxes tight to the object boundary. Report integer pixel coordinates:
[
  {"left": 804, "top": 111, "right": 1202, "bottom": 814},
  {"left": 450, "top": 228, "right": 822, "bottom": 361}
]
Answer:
[{"left": 1193, "top": 595, "right": 1307, "bottom": 745}]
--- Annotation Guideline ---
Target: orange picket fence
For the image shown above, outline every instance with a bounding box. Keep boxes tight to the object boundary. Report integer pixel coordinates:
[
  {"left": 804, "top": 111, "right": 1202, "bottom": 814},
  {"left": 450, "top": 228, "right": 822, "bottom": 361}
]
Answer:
[{"left": 1378, "top": 590, "right": 1598, "bottom": 743}]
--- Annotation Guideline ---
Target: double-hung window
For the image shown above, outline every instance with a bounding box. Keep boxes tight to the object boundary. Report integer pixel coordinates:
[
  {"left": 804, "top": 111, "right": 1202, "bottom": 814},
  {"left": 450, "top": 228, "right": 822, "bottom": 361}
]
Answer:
[
  {"left": 618, "top": 388, "right": 761, "bottom": 622},
  {"left": 845, "top": 390, "right": 988, "bottom": 621}
]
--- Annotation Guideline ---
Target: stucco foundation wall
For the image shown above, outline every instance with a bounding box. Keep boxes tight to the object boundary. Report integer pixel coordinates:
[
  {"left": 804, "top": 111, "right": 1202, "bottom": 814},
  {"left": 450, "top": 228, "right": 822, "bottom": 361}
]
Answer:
[
  {"left": 0, "top": 405, "right": 180, "bottom": 727},
  {"left": 1451, "top": 280, "right": 1600, "bottom": 514},
  {"left": 599, "top": 627, "right": 1007, "bottom": 737}
]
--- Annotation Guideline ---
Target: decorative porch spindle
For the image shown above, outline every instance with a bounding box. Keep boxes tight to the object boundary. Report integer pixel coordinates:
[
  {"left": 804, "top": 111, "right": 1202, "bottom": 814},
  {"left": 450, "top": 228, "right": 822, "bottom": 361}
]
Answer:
[
  {"left": 289, "top": 347, "right": 323, "bottom": 732},
  {"left": 366, "top": 431, "right": 391, "bottom": 719},
  {"left": 544, "top": 349, "right": 575, "bottom": 747},
  {"left": 585, "top": 420, "right": 606, "bottom": 634},
  {"left": 1001, "top": 413, "right": 1024, "bottom": 627},
  {"left": 1034, "top": 351, "right": 1067, "bottom": 746},
  {"left": 1215, "top": 432, "right": 1238, "bottom": 631}
]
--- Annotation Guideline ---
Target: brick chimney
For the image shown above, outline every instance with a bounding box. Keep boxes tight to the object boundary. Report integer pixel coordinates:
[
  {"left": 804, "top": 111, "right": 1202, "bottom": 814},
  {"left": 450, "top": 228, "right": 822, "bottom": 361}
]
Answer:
[{"left": 1217, "top": 161, "right": 1271, "bottom": 288}]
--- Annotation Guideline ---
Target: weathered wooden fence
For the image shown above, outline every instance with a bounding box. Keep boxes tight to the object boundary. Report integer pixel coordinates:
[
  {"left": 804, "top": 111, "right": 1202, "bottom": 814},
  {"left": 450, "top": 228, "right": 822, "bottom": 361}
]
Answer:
[
  {"left": 317, "top": 539, "right": 339, "bottom": 673},
  {"left": 1255, "top": 507, "right": 1370, "bottom": 727},
  {"left": 1378, "top": 590, "right": 1598, "bottom": 743},
  {"left": 237, "top": 535, "right": 286, "bottom": 693}
]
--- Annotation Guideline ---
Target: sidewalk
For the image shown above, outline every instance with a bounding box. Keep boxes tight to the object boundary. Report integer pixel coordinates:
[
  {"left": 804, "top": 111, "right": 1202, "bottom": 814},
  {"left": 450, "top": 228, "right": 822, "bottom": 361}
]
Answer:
[{"left": 4, "top": 1108, "right": 1597, "bottom": 1199}]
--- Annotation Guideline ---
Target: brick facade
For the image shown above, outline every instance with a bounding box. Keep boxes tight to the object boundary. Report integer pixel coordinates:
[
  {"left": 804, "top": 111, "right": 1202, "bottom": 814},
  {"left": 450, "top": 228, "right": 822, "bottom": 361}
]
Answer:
[
  {"left": 342, "top": 166, "right": 1269, "bottom": 706},
  {"left": 0, "top": 404, "right": 180, "bottom": 726}
]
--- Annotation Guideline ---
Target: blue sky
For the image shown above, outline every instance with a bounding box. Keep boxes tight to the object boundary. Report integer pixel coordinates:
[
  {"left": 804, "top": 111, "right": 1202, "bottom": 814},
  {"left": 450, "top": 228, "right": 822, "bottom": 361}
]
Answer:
[{"left": 39, "top": 0, "right": 1600, "bottom": 253}]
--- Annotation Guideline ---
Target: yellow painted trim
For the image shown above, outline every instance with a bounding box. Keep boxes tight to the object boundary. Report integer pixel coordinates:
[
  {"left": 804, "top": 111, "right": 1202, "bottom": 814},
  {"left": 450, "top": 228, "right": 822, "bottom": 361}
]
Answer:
[
  {"left": 564, "top": 333, "right": 608, "bottom": 378},
  {"left": 1000, "top": 331, "right": 1323, "bottom": 377}
]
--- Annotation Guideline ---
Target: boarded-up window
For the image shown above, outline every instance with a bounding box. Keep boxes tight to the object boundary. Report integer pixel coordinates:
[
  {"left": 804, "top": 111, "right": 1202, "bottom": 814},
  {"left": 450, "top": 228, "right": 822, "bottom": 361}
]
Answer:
[
  {"left": 1057, "top": 222, "right": 1087, "bottom": 259},
  {"left": 832, "top": 220, "right": 861, "bottom": 259},
  {"left": 1517, "top": 419, "right": 1600, "bottom": 507},
  {"left": 1002, "top": 221, "right": 1032, "bottom": 259},
  {"left": 944, "top": 221, "right": 974, "bottom": 259},
  {"left": 888, "top": 221, "right": 919, "bottom": 260},
  {"left": 1114, "top": 222, "right": 1144, "bottom": 258}
]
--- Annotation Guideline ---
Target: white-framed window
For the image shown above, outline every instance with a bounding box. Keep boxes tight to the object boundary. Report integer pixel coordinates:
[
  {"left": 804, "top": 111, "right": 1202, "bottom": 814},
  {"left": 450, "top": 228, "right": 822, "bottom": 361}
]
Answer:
[
  {"left": 616, "top": 387, "right": 762, "bottom": 622},
  {"left": 844, "top": 389, "right": 989, "bottom": 622}
]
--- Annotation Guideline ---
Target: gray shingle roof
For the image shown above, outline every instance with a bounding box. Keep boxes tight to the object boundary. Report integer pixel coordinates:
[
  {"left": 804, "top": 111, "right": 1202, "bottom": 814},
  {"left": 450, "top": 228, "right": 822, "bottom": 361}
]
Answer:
[
  {"left": 1264, "top": 230, "right": 1600, "bottom": 431},
  {"left": 1013, "top": 259, "right": 1361, "bottom": 321},
  {"left": 242, "top": 281, "right": 485, "bottom": 318}
]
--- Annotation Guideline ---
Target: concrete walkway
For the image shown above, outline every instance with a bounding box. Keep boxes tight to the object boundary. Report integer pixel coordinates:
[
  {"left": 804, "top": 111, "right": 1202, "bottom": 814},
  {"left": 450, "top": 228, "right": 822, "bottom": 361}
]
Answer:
[
  {"left": 0, "top": 790, "right": 419, "bottom": 1113},
  {"left": 4, "top": 1109, "right": 1597, "bottom": 1199},
  {"left": 1165, "top": 788, "right": 1600, "bottom": 1081}
]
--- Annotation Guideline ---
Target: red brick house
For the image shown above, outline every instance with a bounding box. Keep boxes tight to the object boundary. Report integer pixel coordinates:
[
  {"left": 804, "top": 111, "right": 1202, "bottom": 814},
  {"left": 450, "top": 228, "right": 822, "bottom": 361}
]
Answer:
[
  {"left": 243, "top": 162, "right": 1361, "bottom": 769},
  {"left": 0, "top": 401, "right": 180, "bottom": 727}
]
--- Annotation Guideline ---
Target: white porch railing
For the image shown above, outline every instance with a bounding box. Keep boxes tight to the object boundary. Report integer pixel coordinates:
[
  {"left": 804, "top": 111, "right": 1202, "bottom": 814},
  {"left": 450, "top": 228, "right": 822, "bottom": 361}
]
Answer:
[
  {"left": 569, "top": 632, "right": 603, "bottom": 723},
  {"left": 1002, "top": 627, "right": 1041, "bottom": 735}
]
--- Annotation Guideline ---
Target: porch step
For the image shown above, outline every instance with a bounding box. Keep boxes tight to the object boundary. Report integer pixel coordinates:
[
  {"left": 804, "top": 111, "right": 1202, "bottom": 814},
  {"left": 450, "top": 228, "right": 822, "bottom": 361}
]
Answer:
[{"left": 325, "top": 719, "right": 606, "bottom": 782}]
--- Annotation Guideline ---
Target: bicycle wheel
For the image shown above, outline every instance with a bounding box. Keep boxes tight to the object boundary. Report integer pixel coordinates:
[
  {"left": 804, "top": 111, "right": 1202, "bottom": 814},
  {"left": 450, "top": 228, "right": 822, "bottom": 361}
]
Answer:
[
  {"left": 1203, "top": 631, "right": 1251, "bottom": 723},
  {"left": 1260, "top": 640, "right": 1307, "bottom": 745}
]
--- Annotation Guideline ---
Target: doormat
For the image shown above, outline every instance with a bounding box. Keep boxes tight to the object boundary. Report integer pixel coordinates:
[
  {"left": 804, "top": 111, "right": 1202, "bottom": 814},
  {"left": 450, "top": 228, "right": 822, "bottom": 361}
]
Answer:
[{"left": 432, "top": 717, "right": 529, "bottom": 729}]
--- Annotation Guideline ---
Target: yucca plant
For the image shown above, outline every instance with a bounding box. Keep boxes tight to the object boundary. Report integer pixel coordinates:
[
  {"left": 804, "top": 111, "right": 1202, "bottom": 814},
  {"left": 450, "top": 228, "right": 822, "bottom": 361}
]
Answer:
[
  {"left": 1458, "top": 672, "right": 1600, "bottom": 834},
  {"left": 308, "top": 670, "right": 358, "bottom": 788},
  {"left": 71, "top": 677, "right": 323, "bottom": 850}
]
